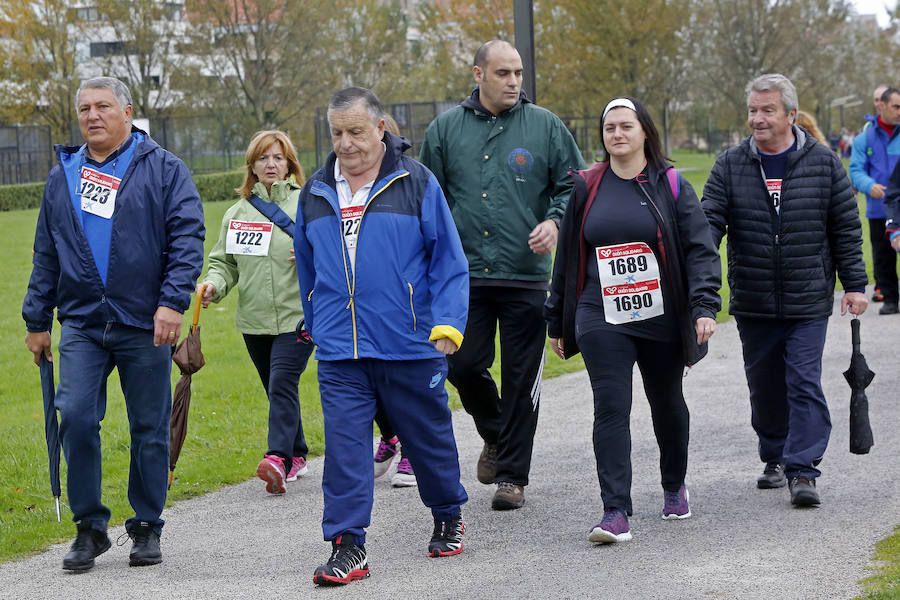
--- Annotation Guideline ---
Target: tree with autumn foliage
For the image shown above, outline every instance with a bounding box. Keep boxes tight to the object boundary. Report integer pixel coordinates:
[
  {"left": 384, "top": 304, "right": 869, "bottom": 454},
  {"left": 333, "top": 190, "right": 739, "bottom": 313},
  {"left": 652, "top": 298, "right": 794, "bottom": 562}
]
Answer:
[{"left": 0, "top": 0, "right": 81, "bottom": 142}]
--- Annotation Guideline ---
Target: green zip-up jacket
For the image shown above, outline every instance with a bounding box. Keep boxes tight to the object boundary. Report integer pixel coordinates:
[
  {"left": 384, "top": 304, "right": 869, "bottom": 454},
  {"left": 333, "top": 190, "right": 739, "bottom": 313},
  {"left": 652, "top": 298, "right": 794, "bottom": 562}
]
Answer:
[
  {"left": 201, "top": 179, "right": 302, "bottom": 335},
  {"left": 419, "top": 90, "right": 585, "bottom": 283}
]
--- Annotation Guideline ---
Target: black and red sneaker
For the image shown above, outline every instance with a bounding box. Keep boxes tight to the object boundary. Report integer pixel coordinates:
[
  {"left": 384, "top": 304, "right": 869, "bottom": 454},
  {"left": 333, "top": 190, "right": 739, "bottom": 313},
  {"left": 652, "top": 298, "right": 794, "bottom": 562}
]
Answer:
[
  {"left": 428, "top": 514, "right": 465, "bottom": 557},
  {"left": 313, "top": 535, "right": 369, "bottom": 586},
  {"left": 873, "top": 288, "right": 885, "bottom": 302}
]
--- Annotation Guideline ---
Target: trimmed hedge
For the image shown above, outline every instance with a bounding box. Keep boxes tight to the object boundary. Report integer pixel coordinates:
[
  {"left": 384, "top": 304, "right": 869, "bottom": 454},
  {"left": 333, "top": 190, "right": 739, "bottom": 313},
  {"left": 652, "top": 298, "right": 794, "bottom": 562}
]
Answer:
[
  {"left": 0, "top": 169, "right": 244, "bottom": 212},
  {"left": 0, "top": 182, "right": 45, "bottom": 211},
  {"left": 193, "top": 170, "right": 244, "bottom": 205}
]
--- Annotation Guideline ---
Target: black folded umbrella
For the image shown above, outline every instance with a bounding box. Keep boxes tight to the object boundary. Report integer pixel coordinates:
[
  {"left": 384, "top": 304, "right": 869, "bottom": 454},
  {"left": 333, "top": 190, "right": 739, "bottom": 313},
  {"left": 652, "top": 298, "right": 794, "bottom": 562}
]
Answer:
[
  {"left": 843, "top": 318, "right": 875, "bottom": 455},
  {"left": 39, "top": 355, "right": 61, "bottom": 522}
]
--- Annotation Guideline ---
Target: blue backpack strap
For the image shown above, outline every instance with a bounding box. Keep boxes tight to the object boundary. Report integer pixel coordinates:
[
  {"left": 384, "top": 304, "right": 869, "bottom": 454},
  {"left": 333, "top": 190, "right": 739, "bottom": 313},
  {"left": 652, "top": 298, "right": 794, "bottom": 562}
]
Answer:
[
  {"left": 666, "top": 167, "right": 679, "bottom": 201},
  {"left": 247, "top": 195, "right": 295, "bottom": 238}
]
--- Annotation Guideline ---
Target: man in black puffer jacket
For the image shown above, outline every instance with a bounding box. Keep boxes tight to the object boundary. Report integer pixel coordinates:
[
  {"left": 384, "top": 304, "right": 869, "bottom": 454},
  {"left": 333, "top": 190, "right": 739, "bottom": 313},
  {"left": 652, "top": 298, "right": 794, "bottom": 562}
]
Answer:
[{"left": 703, "top": 74, "right": 869, "bottom": 508}]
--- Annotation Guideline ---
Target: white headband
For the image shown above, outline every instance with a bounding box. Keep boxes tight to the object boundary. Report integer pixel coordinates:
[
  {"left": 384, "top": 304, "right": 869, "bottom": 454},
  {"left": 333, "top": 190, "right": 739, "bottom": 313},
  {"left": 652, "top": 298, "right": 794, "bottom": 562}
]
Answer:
[{"left": 602, "top": 98, "right": 637, "bottom": 120}]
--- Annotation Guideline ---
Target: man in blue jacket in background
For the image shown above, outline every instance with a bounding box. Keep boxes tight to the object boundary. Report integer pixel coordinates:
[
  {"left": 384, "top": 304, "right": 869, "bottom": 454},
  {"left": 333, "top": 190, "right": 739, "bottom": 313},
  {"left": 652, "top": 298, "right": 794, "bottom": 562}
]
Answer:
[
  {"left": 23, "top": 76, "right": 205, "bottom": 571},
  {"left": 294, "top": 87, "right": 469, "bottom": 587},
  {"left": 849, "top": 85, "right": 900, "bottom": 314}
]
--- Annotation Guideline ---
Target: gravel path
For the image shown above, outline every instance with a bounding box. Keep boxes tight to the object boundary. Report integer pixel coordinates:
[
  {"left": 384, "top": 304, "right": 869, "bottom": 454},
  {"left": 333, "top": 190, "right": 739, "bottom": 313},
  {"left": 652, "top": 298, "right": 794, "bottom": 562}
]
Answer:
[{"left": 2, "top": 292, "right": 898, "bottom": 599}]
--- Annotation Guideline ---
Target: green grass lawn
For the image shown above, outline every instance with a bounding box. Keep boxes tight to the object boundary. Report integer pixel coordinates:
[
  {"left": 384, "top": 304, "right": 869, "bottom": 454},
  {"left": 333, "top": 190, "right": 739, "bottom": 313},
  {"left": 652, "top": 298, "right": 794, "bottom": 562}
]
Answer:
[{"left": 0, "top": 151, "right": 895, "bottom": 598}]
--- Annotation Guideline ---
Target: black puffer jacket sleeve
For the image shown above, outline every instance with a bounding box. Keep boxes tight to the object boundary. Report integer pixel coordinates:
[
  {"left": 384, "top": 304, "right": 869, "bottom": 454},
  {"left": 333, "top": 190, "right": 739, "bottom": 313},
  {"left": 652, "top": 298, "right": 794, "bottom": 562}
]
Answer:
[
  {"left": 672, "top": 176, "right": 721, "bottom": 323},
  {"left": 825, "top": 151, "right": 868, "bottom": 292}
]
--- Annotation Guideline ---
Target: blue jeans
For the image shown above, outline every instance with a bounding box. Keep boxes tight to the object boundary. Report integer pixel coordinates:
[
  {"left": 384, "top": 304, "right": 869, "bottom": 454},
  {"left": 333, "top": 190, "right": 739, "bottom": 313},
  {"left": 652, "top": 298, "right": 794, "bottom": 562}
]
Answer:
[
  {"left": 735, "top": 317, "right": 831, "bottom": 479},
  {"left": 56, "top": 323, "right": 172, "bottom": 535}
]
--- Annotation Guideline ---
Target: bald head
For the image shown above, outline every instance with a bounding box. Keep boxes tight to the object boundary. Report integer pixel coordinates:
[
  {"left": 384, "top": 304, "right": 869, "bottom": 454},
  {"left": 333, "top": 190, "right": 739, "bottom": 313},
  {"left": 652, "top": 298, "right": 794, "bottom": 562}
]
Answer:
[
  {"left": 474, "top": 40, "right": 517, "bottom": 68},
  {"left": 472, "top": 40, "right": 523, "bottom": 116}
]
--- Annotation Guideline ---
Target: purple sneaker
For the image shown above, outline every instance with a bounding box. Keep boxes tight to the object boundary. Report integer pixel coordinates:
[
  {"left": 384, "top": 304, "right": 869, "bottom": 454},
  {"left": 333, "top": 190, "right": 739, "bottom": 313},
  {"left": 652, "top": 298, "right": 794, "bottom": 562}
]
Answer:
[
  {"left": 374, "top": 438, "right": 400, "bottom": 479},
  {"left": 662, "top": 485, "right": 691, "bottom": 520},
  {"left": 391, "top": 457, "right": 417, "bottom": 487},
  {"left": 588, "top": 508, "right": 632, "bottom": 543}
]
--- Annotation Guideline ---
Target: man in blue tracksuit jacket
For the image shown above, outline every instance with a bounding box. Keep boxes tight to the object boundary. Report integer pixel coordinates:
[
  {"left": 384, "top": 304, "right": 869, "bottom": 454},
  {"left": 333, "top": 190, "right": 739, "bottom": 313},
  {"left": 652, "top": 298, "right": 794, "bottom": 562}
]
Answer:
[
  {"left": 22, "top": 77, "right": 204, "bottom": 571},
  {"left": 848, "top": 87, "right": 900, "bottom": 314},
  {"left": 294, "top": 88, "right": 469, "bottom": 586}
]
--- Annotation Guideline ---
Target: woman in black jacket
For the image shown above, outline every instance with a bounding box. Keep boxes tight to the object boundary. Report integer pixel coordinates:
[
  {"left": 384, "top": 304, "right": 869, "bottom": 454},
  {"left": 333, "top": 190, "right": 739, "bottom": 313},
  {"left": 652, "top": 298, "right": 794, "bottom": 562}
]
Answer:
[{"left": 544, "top": 97, "right": 721, "bottom": 544}]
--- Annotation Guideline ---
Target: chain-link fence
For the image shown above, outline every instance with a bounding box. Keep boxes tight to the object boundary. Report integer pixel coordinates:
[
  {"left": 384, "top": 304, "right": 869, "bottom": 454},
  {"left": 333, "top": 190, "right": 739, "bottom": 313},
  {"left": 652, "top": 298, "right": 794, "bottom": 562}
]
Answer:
[{"left": 147, "top": 115, "right": 248, "bottom": 174}]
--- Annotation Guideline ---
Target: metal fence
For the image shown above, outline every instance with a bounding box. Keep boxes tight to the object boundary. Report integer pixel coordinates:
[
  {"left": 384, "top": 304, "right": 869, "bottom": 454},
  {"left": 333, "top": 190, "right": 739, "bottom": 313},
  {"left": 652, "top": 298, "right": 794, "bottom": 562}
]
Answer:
[
  {"left": 148, "top": 115, "right": 247, "bottom": 174},
  {"left": 2, "top": 108, "right": 740, "bottom": 186},
  {"left": 0, "top": 125, "right": 53, "bottom": 186}
]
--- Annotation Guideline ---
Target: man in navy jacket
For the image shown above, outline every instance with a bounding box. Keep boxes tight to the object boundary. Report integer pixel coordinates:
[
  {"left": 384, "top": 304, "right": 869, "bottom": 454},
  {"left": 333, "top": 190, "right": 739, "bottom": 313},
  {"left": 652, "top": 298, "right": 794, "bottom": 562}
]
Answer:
[{"left": 23, "top": 76, "right": 204, "bottom": 571}]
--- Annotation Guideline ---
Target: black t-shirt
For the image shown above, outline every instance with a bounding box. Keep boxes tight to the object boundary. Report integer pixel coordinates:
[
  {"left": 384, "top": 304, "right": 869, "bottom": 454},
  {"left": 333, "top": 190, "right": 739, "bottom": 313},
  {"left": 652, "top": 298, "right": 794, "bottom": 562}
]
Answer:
[{"left": 576, "top": 169, "right": 679, "bottom": 341}]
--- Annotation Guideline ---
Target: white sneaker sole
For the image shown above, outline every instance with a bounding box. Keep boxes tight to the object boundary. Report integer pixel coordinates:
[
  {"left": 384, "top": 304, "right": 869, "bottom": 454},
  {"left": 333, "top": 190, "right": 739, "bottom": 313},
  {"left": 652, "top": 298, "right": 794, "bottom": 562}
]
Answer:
[
  {"left": 286, "top": 465, "right": 308, "bottom": 482},
  {"left": 661, "top": 488, "right": 691, "bottom": 520},
  {"left": 391, "top": 474, "right": 417, "bottom": 487},
  {"left": 374, "top": 455, "right": 398, "bottom": 479},
  {"left": 588, "top": 527, "right": 632, "bottom": 543},
  {"left": 661, "top": 510, "right": 692, "bottom": 520}
]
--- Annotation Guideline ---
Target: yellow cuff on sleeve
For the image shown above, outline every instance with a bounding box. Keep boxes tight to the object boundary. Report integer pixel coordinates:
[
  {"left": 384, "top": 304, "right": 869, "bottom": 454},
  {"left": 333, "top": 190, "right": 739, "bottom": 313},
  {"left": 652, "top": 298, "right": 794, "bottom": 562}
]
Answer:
[{"left": 429, "top": 325, "right": 463, "bottom": 350}]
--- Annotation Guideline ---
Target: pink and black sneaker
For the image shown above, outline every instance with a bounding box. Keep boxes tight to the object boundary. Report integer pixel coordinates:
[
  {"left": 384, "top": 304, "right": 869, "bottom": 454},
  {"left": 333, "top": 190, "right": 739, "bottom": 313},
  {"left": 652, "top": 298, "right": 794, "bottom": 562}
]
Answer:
[
  {"left": 286, "top": 456, "right": 308, "bottom": 482},
  {"left": 374, "top": 437, "right": 399, "bottom": 478},
  {"left": 256, "top": 454, "right": 286, "bottom": 495}
]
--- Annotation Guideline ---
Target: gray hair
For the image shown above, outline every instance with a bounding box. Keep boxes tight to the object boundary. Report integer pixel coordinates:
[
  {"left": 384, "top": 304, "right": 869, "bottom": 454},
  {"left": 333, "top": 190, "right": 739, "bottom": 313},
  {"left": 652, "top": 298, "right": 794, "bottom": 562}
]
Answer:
[
  {"left": 75, "top": 76, "right": 133, "bottom": 111},
  {"left": 746, "top": 74, "right": 798, "bottom": 114},
  {"left": 327, "top": 87, "right": 383, "bottom": 127}
]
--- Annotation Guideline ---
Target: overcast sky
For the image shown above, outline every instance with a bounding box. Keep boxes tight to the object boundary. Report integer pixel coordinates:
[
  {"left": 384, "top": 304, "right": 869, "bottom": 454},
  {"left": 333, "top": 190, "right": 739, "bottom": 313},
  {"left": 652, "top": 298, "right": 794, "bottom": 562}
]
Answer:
[{"left": 851, "top": 0, "right": 896, "bottom": 26}]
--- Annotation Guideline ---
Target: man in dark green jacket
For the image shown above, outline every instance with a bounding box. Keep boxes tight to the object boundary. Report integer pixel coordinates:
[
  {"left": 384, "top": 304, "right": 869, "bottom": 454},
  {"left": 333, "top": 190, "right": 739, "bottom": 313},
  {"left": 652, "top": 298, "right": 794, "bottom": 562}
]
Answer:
[{"left": 420, "top": 39, "right": 585, "bottom": 510}]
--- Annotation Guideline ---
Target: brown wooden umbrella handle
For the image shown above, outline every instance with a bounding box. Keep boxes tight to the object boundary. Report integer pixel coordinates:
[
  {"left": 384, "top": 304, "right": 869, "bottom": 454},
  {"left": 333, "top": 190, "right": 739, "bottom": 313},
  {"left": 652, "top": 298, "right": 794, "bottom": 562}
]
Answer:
[{"left": 191, "top": 284, "right": 206, "bottom": 334}]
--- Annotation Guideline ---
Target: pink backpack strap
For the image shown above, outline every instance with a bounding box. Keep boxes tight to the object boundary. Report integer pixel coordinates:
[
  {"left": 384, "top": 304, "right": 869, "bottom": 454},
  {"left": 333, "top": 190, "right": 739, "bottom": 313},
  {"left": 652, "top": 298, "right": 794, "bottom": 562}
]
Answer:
[{"left": 666, "top": 167, "right": 679, "bottom": 201}]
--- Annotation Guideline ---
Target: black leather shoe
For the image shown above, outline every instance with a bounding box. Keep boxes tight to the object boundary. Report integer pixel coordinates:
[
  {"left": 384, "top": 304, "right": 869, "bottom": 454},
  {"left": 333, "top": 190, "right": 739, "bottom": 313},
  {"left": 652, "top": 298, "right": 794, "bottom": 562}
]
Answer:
[
  {"left": 879, "top": 302, "right": 899, "bottom": 315},
  {"left": 756, "top": 462, "right": 786, "bottom": 489},
  {"left": 789, "top": 476, "right": 820, "bottom": 507},
  {"left": 62, "top": 527, "right": 111, "bottom": 571},
  {"left": 127, "top": 522, "right": 162, "bottom": 566}
]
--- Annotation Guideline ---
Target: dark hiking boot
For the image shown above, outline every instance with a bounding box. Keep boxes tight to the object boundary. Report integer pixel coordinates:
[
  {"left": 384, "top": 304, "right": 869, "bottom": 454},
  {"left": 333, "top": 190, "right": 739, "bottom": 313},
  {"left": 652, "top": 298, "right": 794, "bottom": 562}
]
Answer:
[
  {"left": 126, "top": 522, "right": 162, "bottom": 566},
  {"left": 878, "top": 302, "right": 899, "bottom": 315},
  {"left": 491, "top": 481, "right": 525, "bottom": 510},
  {"left": 476, "top": 442, "right": 498, "bottom": 484},
  {"left": 789, "top": 476, "right": 820, "bottom": 507},
  {"left": 756, "top": 462, "right": 787, "bottom": 489},
  {"left": 62, "top": 526, "right": 111, "bottom": 571}
]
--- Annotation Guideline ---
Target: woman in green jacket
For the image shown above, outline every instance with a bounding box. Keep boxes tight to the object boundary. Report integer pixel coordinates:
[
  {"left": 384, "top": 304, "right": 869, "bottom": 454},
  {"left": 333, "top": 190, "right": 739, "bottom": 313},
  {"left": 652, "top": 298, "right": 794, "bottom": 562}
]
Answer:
[{"left": 198, "top": 130, "right": 311, "bottom": 495}]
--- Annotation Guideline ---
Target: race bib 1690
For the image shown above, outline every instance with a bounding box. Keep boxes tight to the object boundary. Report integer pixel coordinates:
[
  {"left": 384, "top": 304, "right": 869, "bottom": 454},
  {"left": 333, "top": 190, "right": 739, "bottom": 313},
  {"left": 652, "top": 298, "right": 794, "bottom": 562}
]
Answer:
[{"left": 595, "top": 241, "right": 665, "bottom": 324}]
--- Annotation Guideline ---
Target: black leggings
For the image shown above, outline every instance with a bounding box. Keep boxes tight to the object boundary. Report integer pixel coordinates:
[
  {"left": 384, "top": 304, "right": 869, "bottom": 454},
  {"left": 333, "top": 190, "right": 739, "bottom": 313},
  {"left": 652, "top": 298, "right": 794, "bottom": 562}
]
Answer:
[
  {"left": 578, "top": 328, "right": 688, "bottom": 515},
  {"left": 243, "top": 332, "right": 312, "bottom": 462}
]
